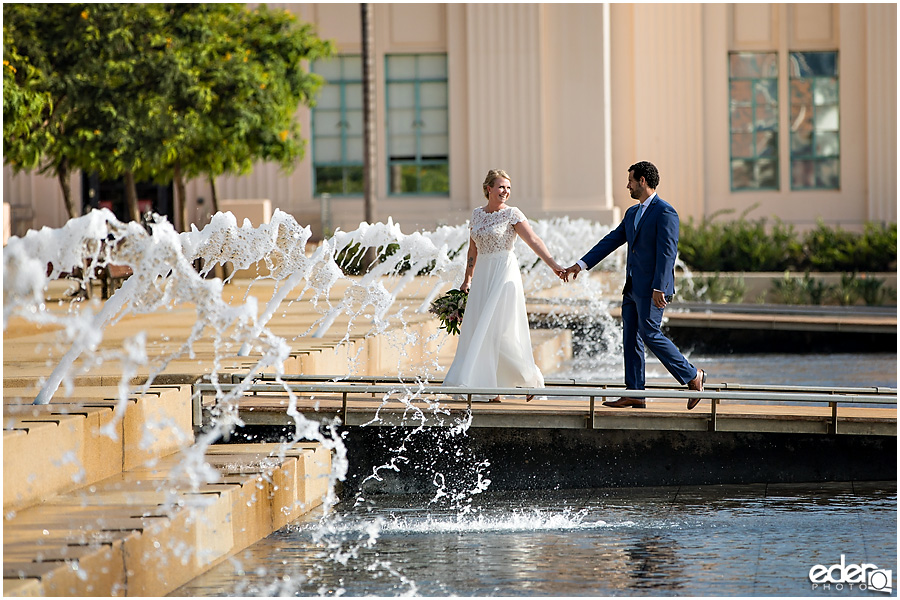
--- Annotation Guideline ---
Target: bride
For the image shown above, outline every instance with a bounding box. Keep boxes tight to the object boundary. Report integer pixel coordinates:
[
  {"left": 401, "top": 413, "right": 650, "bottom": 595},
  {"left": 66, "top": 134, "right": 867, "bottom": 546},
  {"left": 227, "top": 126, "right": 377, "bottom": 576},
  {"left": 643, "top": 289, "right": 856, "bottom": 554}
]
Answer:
[{"left": 443, "top": 169, "right": 565, "bottom": 402}]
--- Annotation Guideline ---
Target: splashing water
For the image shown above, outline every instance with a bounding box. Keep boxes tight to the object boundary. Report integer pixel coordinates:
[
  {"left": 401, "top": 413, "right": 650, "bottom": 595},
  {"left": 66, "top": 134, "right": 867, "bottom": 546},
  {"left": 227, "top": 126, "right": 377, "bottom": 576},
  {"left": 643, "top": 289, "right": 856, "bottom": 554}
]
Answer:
[{"left": 2, "top": 206, "right": 657, "bottom": 593}]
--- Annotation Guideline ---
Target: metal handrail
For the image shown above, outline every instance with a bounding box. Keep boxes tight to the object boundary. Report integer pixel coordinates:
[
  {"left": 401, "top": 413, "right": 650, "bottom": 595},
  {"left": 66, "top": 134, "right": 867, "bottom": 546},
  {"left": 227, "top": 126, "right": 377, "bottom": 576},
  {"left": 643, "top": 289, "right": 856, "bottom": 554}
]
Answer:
[
  {"left": 195, "top": 382, "right": 897, "bottom": 406},
  {"left": 253, "top": 373, "right": 897, "bottom": 397}
]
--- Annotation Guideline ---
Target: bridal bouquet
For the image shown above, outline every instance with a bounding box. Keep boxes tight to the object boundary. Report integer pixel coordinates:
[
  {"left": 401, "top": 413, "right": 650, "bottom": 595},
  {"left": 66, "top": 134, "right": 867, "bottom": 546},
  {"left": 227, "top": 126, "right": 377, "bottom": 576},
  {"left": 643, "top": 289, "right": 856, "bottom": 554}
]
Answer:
[{"left": 429, "top": 289, "right": 468, "bottom": 335}]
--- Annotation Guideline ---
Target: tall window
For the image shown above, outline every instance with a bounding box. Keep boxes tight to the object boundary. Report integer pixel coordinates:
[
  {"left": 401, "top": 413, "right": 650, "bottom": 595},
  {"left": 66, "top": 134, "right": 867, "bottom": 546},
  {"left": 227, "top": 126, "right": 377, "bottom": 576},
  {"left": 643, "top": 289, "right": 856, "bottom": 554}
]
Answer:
[
  {"left": 789, "top": 51, "right": 839, "bottom": 190},
  {"left": 386, "top": 54, "right": 449, "bottom": 195},
  {"left": 729, "top": 52, "right": 779, "bottom": 191},
  {"left": 311, "top": 56, "right": 363, "bottom": 196}
]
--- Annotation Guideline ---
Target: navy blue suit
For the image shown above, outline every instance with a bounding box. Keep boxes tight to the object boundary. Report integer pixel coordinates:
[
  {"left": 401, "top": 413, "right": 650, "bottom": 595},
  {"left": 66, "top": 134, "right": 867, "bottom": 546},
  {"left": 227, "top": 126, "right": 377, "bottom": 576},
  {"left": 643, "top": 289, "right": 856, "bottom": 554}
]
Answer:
[{"left": 580, "top": 195, "right": 697, "bottom": 392}]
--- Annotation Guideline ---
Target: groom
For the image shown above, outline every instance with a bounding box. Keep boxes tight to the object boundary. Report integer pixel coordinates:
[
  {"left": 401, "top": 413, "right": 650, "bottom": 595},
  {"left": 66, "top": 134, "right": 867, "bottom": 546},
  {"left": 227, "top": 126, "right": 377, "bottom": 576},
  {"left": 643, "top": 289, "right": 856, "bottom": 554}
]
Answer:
[{"left": 561, "top": 161, "right": 707, "bottom": 409}]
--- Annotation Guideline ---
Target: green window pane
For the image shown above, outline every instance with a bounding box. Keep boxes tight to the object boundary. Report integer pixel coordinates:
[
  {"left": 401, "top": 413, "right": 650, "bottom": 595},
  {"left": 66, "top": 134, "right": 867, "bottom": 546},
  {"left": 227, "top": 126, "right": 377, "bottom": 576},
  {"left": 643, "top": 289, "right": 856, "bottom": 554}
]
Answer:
[
  {"left": 814, "top": 78, "right": 838, "bottom": 105},
  {"left": 389, "top": 163, "right": 418, "bottom": 194},
  {"left": 418, "top": 54, "right": 447, "bottom": 78},
  {"left": 730, "top": 80, "right": 752, "bottom": 106},
  {"left": 816, "top": 158, "right": 839, "bottom": 188},
  {"left": 313, "top": 109, "right": 342, "bottom": 133},
  {"left": 791, "top": 130, "right": 813, "bottom": 155},
  {"left": 388, "top": 109, "right": 416, "bottom": 136},
  {"left": 731, "top": 106, "right": 753, "bottom": 132},
  {"left": 421, "top": 134, "right": 449, "bottom": 159},
  {"left": 756, "top": 159, "right": 778, "bottom": 187},
  {"left": 345, "top": 166, "right": 364, "bottom": 194},
  {"left": 315, "top": 138, "right": 341, "bottom": 163},
  {"left": 345, "top": 109, "right": 363, "bottom": 133},
  {"left": 390, "top": 82, "right": 416, "bottom": 109},
  {"left": 420, "top": 82, "right": 448, "bottom": 107},
  {"left": 791, "top": 160, "right": 815, "bottom": 188},
  {"left": 755, "top": 79, "right": 778, "bottom": 105},
  {"left": 815, "top": 105, "right": 839, "bottom": 131},
  {"left": 312, "top": 59, "right": 342, "bottom": 80},
  {"left": 756, "top": 131, "right": 778, "bottom": 157},
  {"left": 318, "top": 85, "right": 340, "bottom": 106},
  {"left": 419, "top": 164, "right": 449, "bottom": 193},
  {"left": 389, "top": 135, "right": 416, "bottom": 159},
  {"left": 815, "top": 131, "right": 839, "bottom": 157},
  {"left": 731, "top": 160, "right": 755, "bottom": 189},
  {"left": 346, "top": 137, "right": 364, "bottom": 163},
  {"left": 316, "top": 166, "right": 344, "bottom": 194},
  {"left": 387, "top": 55, "right": 417, "bottom": 78},
  {"left": 345, "top": 83, "right": 363, "bottom": 110},
  {"left": 421, "top": 108, "right": 448, "bottom": 134},
  {"left": 342, "top": 56, "right": 362, "bottom": 78},
  {"left": 731, "top": 133, "right": 753, "bottom": 158},
  {"left": 790, "top": 52, "right": 838, "bottom": 78},
  {"left": 755, "top": 104, "right": 777, "bottom": 130},
  {"left": 729, "top": 52, "right": 777, "bottom": 78}
]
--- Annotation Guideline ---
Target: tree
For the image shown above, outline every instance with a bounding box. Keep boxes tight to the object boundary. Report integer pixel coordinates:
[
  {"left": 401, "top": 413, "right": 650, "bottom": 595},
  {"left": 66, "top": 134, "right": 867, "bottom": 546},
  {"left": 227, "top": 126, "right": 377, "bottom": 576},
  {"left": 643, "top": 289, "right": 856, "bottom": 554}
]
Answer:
[
  {"left": 3, "top": 3, "right": 333, "bottom": 228},
  {"left": 159, "top": 4, "right": 333, "bottom": 230}
]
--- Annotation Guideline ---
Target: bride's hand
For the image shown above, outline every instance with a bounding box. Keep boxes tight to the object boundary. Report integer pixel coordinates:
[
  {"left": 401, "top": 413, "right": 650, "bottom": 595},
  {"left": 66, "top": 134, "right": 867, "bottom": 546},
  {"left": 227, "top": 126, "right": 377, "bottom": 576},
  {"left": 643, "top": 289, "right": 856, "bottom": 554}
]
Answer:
[{"left": 459, "top": 281, "right": 470, "bottom": 293}]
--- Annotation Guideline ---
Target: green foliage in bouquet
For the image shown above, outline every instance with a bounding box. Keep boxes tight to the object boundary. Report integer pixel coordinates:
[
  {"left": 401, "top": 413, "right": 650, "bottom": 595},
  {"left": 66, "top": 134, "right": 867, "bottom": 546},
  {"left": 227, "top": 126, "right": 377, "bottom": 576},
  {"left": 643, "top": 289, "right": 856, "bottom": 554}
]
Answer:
[{"left": 429, "top": 289, "right": 468, "bottom": 335}]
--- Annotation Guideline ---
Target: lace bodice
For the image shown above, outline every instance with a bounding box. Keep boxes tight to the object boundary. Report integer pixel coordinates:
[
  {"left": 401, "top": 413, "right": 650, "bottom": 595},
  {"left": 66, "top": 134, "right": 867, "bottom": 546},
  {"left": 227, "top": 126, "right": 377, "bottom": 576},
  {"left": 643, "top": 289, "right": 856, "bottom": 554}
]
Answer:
[{"left": 469, "top": 206, "right": 526, "bottom": 254}]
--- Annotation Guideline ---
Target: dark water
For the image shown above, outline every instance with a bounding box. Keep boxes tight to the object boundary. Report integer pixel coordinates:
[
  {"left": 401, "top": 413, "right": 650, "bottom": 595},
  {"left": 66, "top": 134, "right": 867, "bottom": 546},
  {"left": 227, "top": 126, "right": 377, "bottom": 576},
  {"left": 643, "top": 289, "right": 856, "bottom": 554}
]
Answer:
[
  {"left": 175, "top": 355, "right": 897, "bottom": 597},
  {"left": 560, "top": 352, "right": 897, "bottom": 390},
  {"left": 175, "top": 482, "right": 897, "bottom": 597}
]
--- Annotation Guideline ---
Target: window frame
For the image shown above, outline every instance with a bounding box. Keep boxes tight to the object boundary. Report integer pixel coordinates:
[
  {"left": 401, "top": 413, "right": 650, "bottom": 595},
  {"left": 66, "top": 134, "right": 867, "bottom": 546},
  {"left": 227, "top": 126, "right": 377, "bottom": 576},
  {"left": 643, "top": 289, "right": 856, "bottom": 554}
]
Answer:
[
  {"left": 788, "top": 50, "right": 840, "bottom": 191},
  {"left": 728, "top": 51, "right": 780, "bottom": 192},
  {"left": 311, "top": 55, "right": 365, "bottom": 197},
  {"left": 385, "top": 53, "right": 450, "bottom": 197}
]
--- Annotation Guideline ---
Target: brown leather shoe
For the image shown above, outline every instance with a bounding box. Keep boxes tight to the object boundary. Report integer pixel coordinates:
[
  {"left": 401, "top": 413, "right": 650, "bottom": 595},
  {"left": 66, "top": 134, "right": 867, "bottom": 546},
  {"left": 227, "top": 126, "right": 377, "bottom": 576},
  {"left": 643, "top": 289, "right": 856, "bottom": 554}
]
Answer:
[
  {"left": 687, "top": 369, "right": 707, "bottom": 410},
  {"left": 602, "top": 397, "right": 646, "bottom": 409}
]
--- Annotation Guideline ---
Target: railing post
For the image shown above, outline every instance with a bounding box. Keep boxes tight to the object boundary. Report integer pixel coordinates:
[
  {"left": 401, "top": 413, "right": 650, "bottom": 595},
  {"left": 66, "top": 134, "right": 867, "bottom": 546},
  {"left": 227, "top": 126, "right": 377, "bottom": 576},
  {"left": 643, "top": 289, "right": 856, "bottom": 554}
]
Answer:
[
  {"left": 829, "top": 401, "right": 838, "bottom": 434},
  {"left": 588, "top": 396, "right": 595, "bottom": 429},
  {"left": 342, "top": 391, "right": 348, "bottom": 425},
  {"left": 708, "top": 398, "right": 718, "bottom": 432}
]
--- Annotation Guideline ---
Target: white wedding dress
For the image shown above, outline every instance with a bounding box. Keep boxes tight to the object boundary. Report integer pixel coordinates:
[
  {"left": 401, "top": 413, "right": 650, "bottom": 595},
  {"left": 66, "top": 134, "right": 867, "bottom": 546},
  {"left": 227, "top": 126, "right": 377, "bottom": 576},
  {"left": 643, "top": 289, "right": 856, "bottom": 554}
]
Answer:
[{"left": 443, "top": 206, "right": 544, "bottom": 400}]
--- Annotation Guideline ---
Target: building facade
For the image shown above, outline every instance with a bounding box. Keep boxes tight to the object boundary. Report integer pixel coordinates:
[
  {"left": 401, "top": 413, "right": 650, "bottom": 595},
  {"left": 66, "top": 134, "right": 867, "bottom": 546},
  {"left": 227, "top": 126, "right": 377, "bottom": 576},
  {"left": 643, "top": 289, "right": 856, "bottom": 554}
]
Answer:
[{"left": 4, "top": 3, "right": 896, "bottom": 239}]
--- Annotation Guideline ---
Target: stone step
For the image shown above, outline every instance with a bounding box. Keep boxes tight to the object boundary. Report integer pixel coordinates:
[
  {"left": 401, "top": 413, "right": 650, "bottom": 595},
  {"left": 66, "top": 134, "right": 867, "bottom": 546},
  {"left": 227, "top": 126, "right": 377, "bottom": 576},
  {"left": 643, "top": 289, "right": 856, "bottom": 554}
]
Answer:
[
  {"left": 2, "top": 442, "right": 330, "bottom": 597},
  {"left": 3, "top": 386, "right": 193, "bottom": 513}
]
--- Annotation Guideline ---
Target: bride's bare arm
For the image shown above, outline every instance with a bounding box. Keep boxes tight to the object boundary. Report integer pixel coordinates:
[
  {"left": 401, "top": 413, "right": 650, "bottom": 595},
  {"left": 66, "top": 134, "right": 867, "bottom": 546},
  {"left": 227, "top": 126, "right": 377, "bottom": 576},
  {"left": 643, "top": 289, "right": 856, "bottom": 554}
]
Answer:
[
  {"left": 513, "top": 220, "right": 564, "bottom": 275},
  {"left": 460, "top": 235, "right": 478, "bottom": 293}
]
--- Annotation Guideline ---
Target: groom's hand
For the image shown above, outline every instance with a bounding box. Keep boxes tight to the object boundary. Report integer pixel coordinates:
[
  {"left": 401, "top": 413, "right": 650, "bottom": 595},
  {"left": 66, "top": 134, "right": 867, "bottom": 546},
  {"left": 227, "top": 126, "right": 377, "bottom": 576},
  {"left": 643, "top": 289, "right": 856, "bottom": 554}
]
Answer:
[
  {"left": 652, "top": 290, "right": 667, "bottom": 308},
  {"left": 561, "top": 264, "right": 582, "bottom": 282}
]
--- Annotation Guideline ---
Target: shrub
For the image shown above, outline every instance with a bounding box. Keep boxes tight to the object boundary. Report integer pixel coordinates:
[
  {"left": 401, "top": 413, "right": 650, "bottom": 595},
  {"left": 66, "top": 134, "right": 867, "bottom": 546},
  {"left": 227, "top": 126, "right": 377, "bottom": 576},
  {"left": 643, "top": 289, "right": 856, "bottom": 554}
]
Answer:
[{"left": 680, "top": 211, "right": 896, "bottom": 273}]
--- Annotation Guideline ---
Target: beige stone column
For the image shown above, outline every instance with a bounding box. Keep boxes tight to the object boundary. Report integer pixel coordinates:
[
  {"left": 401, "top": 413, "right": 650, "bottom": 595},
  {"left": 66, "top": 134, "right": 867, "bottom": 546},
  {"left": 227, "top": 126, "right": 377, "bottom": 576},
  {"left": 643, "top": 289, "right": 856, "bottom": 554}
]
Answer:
[
  {"left": 865, "top": 3, "right": 898, "bottom": 223},
  {"left": 464, "top": 4, "right": 545, "bottom": 214},
  {"left": 630, "top": 3, "right": 706, "bottom": 221}
]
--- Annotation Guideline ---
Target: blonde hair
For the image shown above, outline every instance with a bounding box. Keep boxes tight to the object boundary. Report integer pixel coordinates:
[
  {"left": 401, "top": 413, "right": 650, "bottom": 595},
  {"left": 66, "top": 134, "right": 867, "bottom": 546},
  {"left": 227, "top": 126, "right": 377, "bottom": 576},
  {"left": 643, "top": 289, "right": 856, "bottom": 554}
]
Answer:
[{"left": 482, "top": 169, "right": 511, "bottom": 199}]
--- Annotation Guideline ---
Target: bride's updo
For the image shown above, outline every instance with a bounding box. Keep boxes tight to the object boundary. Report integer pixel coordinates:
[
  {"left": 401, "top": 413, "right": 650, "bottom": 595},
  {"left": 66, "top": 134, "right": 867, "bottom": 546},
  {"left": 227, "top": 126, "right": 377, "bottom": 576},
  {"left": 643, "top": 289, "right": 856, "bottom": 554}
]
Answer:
[{"left": 482, "top": 169, "right": 511, "bottom": 199}]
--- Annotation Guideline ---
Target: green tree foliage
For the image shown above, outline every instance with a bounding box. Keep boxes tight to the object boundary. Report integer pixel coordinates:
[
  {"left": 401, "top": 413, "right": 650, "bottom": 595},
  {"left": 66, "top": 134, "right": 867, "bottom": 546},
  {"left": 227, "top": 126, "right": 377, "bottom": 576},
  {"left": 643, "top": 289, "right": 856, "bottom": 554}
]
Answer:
[{"left": 3, "top": 3, "right": 333, "bottom": 227}]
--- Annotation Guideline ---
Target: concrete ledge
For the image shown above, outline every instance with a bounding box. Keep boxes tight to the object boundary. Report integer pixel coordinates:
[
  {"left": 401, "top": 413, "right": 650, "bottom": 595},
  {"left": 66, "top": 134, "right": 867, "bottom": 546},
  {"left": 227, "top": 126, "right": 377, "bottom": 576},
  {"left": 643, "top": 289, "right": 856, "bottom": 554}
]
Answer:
[
  {"left": 3, "top": 386, "right": 194, "bottom": 512},
  {"left": 3, "top": 442, "right": 331, "bottom": 597}
]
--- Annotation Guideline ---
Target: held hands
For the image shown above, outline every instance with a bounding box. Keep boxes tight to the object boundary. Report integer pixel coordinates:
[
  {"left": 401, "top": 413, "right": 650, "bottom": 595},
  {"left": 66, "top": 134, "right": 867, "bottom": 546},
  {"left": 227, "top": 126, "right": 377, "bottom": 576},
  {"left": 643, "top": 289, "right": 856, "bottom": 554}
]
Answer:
[{"left": 558, "top": 264, "right": 582, "bottom": 282}]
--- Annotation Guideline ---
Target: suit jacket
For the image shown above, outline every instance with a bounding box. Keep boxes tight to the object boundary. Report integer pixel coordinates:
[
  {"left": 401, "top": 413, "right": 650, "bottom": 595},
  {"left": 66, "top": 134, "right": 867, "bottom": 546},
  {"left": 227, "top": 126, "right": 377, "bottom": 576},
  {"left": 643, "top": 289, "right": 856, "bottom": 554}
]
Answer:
[{"left": 580, "top": 195, "right": 679, "bottom": 297}]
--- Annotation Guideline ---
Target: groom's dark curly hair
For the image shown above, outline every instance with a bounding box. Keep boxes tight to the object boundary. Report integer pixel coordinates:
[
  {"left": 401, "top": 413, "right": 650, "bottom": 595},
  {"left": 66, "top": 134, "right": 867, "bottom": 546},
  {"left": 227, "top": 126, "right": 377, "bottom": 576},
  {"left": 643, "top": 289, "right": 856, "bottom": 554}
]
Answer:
[{"left": 629, "top": 161, "right": 659, "bottom": 189}]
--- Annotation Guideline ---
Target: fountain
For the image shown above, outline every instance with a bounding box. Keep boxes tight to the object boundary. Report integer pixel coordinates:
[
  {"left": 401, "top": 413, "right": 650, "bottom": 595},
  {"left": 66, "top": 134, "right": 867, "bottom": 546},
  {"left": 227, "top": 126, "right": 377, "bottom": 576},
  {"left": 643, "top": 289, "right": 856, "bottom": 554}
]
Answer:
[{"left": 3, "top": 207, "right": 625, "bottom": 595}]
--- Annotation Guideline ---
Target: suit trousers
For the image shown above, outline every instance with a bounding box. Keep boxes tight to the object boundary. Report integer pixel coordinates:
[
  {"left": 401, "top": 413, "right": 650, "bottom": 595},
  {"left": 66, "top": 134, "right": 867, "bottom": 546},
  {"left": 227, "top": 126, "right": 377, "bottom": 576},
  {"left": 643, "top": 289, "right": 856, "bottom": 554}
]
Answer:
[{"left": 621, "top": 278, "right": 697, "bottom": 394}]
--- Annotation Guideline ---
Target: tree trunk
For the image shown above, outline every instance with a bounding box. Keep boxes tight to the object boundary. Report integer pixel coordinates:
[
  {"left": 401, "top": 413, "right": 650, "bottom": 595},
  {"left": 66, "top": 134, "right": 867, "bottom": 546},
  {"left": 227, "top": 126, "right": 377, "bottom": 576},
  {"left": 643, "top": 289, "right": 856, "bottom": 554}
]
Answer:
[
  {"left": 208, "top": 173, "right": 220, "bottom": 216},
  {"left": 57, "top": 158, "right": 79, "bottom": 220},
  {"left": 361, "top": 3, "right": 378, "bottom": 270},
  {"left": 174, "top": 162, "right": 188, "bottom": 232},
  {"left": 123, "top": 171, "right": 140, "bottom": 223}
]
